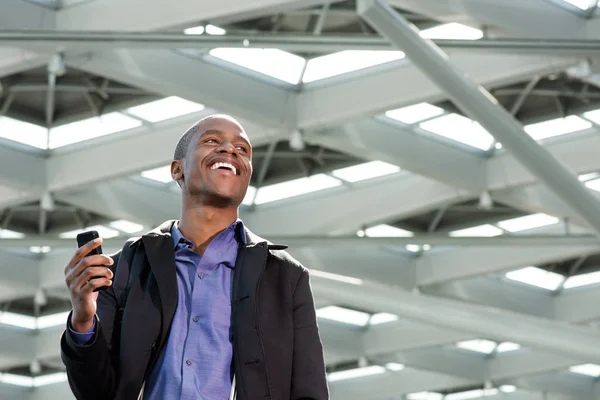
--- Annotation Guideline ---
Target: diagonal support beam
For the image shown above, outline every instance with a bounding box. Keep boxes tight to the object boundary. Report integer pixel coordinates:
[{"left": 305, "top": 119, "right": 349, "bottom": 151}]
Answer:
[
  {"left": 309, "top": 118, "right": 487, "bottom": 190},
  {"left": 310, "top": 276, "right": 600, "bottom": 364},
  {"left": 357, "top": 0, "right": 600, "bottom": 240},
  {"left": 75, "top": 49, "right": 296, "bottom": 130}
]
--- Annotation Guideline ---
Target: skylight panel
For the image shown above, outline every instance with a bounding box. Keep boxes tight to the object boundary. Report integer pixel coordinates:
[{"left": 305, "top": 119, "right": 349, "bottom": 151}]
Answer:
[
  {"left": 241, "top": 185, "right": 257, "bottom": 206},
  {"left": 445, "top": 389, "right": 498, "bottom": 400},
  {"left": 59, "top": 225, "right": 120, "bottom": 239},
  {"left": 309, "top": 269, "right": 363, "bottom": 285},
  {"left": 496, "top": 342, "right": 521, "bottom": 352},
  {"left": 36, "top": 311, "right": 70, "bottom": 329},
  {"left": 0, "top": 229, "right": 25, "bottom": 238},
  {"left": 499, "top": 385, "right": 517, "bottom": 393},
  {"left": 369, "top": 312, "right": 399, "bottom": 325},
  {"left": 582, "top": 108, "right": 600, "bottom": 123},
  {"left": 385, "top": 103, "right": 445, "bottom": 124},
  {"left": 331, "top": 161, "right": 400, "bottom": 182},
  {"left": 327, "top": 365, "right": 386, "bottom": 382},
  {"left": 569, "top": 363, "right": 600, "bottom": 377},
  {"left": 29, "top": 246, "right": 51, "bottom": 254},
  {"left": 209, "top": 48, "right": 306, "bottom": 84},
  {"left": 0, "top": 312, "right": 36, "bottom": 329},
  {"left": 205, "top": 24, "right": 226, "bottom": 35},
  {"left": 184, "top": 25, "right": 204, "bottom": 35},
  {"left": 316, "top": 306, "right": 371, "bottom": 326},
  {"left": 253, "top": 174, "right": 342, "bottom": 205},
  {"left": 449, "top": 224, "right": 504, "bottom": 237},
  {"left": 585, "top": 178, "right": 600, "bottom": 192},
  {"left": 407, "top": 392, "right": 443, "bottom": 400},
  {"left": 497, "top": 213, "right": 559, "bottom": 232},
  {"left": 420, "top": 23, "right": 484, "bottom": 40},
  {"left": 126, "top": 96, "right": 205, "bottom": 123},
  {"left": 141, "top": 165, "right": 172, "bottom": 183},
  {"left": 419, "top": 113, "right": 494, "bottom": 151},
  {"left": 563, "top": 0, "right": 595, "bottom": 10},
  {"left": 524, "top": 116, "right": 592, "bottom": 141},
  {"left": 109, "top": 220, "right": 144, "bottom": 234},
  {"left": 0, "top": 372, "right": 68, "bottom": 388},
  {"left": 385, "top": 363, "right": 405, "bottom": 371},
  {"left": 456, "top": 339, "right": 497, "bottom": 354},
  {"left": 302, "top": 50, "right": 405, "bottom": 83},
  {"left": 49, "top": 112, "right": 142, "bottom": 149},
  {"left": 32, "top": 372, "right": 68, "bottom": 387},
  {"left": 579, "top": 172, "right": 600, "bottom": 182},
  {"left": 563, "top": 271, "right": 600, "bottom": 289},
  {"left": 0, "top": 373, "right": 33, "bottom": 387},
  {"left": 0, "top": 116, "right": 48, "bottom": 149},
  {"left": 505, "top": 266, "right": 564, "bottom": 291},
  {"left": 364, "top": 224, "right": 413, "bottom": 237}
]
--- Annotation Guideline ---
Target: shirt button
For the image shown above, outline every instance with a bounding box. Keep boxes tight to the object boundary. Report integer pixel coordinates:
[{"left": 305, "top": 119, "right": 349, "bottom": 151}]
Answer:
[
  {"left": 186, "top": 360, "right": 192, "bottom": 366},
  {"left": 198, "top": 273, "right": 204, "bottom": 279},
  {"left": 193, "top": 316, "right": 199, "bottom": 322}
]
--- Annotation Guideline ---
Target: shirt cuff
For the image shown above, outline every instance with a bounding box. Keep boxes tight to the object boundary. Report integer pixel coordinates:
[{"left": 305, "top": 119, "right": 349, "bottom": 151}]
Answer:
[{"left": 67, "top": 316, "right": 96, "bottom": 346}]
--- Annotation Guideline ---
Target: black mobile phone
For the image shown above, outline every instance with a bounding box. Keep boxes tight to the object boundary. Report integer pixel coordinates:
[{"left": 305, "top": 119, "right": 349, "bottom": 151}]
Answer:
[{"left": 76, "top": 230, "right": 108, "bottom": 292}]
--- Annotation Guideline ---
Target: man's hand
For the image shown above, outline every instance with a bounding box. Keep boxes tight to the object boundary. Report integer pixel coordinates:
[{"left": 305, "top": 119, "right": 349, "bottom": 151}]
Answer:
[{"left": 64, "top": 238, "right": 114, "bottom": 333}]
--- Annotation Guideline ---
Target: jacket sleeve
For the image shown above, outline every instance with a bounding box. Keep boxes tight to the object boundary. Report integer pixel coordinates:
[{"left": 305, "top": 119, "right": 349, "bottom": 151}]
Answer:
[
  {"left": 60, "top": 252, "right": 122, "bottom": 400},
  {"left": 290, "top": 269, "right": 330, "bottom": 400}
]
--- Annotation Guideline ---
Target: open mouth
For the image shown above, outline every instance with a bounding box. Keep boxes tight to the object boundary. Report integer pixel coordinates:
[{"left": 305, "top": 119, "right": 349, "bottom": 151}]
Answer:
[{"left": 209, "top": 161, "right": 237, "bottom": 176}]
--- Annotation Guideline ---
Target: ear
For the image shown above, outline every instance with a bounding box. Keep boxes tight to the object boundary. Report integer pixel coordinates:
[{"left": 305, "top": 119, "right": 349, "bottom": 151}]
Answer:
[{"left": 171, "top": 160, "right": 184, "bottom": 186}]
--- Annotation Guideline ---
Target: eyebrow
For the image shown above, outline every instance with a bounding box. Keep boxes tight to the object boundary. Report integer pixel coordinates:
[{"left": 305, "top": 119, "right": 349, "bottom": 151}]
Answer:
[{"left": 199, "top": 129, "right": 251, "bottom": 148}]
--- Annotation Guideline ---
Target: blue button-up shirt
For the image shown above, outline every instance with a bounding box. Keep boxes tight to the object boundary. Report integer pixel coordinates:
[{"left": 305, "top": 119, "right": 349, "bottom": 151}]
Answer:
[{"left": 69, "top": 220, "right": 245, "bottom": 400}]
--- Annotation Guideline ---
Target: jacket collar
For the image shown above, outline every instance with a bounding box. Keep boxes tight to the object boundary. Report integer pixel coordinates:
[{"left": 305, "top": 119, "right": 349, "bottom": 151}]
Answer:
[{"left": 131, "top": 220, "right": 288, "bottom": 251}]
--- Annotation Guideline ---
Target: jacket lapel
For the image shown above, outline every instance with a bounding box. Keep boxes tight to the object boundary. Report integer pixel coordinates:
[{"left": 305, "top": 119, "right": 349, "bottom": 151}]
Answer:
[
  {"left": 231, "top": 229, "right": 288, "bottom": 399},
  {"left": 141, "top": 221, "right": 178, "bottom": 346}
]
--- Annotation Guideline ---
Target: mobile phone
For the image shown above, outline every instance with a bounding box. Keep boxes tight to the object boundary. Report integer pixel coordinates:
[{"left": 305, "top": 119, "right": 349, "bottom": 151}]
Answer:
[{"left": 76, "top": 230, "right": 108, "bottom": 292}]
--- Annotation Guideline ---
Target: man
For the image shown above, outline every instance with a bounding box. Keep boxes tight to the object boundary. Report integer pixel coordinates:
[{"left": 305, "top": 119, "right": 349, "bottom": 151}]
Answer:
[{"left": 61, "top": 114, "right": 329, "bottom": 400}]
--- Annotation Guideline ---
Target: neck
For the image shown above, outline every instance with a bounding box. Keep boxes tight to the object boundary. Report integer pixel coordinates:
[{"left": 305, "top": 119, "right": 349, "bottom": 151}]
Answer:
[{"left": 178, "top": 197, "right": 239, "bottom": 254}]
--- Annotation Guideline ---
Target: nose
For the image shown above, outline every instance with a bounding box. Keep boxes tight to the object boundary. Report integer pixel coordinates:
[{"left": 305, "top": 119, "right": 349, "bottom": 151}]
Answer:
[{"left": 216, "top": 141, "right": 237, "bottom": 156}]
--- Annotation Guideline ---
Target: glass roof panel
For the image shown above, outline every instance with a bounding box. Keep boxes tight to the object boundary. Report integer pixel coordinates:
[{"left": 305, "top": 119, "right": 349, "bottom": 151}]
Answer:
[
  {"left": 385, "top": 103, "right": 445, "bottom": 124},
  {"left": 49, "top": 112, "right": 143, "bottom": 149},
  {"left": 524, "top": 116, "right": 592, "bottom": 141},
  {"left": 0, "top": 117, "right": 48, "bottom": 149},
  {"left": 331, "top": 161, "right": 400, "bottom": 182},
  {"left": 302, "top": 50, "right": 405, "bottom": 83},
  {"left": 419, "top": 113, "right": 494, "bottom": 151},
  {"left": 254, "top": 174, "right": 342, "bottom": 205},
  {"left": 209, "top": 48, "right": 306, "bottom": 84},
  {"left": 126, "top": 96, "right": 205, "bottom": 123},
  {"left": 420, "top": 23, "right": 484, "bottom": 40},
  {"left": 505, "top": 266, "right": 564, "bottom": 291}
]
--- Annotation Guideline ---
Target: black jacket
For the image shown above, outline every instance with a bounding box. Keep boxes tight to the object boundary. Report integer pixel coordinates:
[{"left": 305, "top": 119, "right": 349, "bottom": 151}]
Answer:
[{"left": 60, "top": 220, "right": 329, "bottom": 400}]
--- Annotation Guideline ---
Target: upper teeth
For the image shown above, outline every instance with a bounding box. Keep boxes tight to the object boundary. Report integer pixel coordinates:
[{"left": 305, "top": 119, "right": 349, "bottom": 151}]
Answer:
[{"left": 211, "top": 162, "right": 237, "bottom": 175}]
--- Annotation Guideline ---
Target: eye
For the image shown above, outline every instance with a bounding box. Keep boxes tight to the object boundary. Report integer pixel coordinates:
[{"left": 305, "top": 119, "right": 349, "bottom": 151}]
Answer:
[
  {"left": 204, "top": 138, "right": 218, "bottom": 144},
  {"left": 235, "top": 145, "right": 248, "bottom": 152}
]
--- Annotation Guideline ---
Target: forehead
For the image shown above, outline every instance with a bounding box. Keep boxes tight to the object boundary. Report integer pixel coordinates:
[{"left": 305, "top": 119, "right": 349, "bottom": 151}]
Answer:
[{"left": 196, "top": 117, "right": 250, "bottom": 142}]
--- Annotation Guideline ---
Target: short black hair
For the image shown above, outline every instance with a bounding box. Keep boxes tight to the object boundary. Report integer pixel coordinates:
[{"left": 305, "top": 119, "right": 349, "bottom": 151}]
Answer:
[
  {"left": 173, "top": 123, "right": 200, "bottom": 161},
  {"left": 173, "top": 114, "right": 244, "bottom": 160}
]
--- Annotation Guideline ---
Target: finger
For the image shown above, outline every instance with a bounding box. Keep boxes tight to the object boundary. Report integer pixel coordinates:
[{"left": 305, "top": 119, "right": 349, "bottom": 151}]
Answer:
[
  {"left": 64, "top": 238, "right": 103, "bottom": 275},
  {"left": 80, "top": 277, "right": 112, "bottom": 295},
  {"left": 68, "top": 238, "right": 104, "bottom": 271},
  {"left": 66, "top": 255, "right": 114, "bottom": 285},
  {"left": 70, "top": 266, "right": 114, "bottom": 290}
]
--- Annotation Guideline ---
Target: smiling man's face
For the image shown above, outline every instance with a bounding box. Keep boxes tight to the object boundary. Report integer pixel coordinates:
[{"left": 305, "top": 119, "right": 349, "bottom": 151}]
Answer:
[{"left": 172, "top": 116, "right": 253, "bottom": 207}]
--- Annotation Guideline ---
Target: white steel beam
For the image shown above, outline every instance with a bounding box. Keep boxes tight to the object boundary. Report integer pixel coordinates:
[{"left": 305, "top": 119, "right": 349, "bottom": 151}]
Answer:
[
  {"left": 0, "top": 145, "right": 46, "bottom": 193},
  {"left": 310, "top": 275, "right": 600, "bottom": 363},
  {"left": 357, "top": 0, "right": 600, "bottom": 239},
  {"left": 55, "top": 0, "right": 338, "bottom": 31},
  {"left": 387, "top": 0, "right": 584, "bottom": 39},
  {"left": 75, "top": 49, "right": 296, "bottom": 130},
  {"left": 0, "top": 47, "right": 49, "bottom": 78},
  {"left": 0, "top": 0, "right": 55, "bottom": 31},
  {"left": 46, "top": 111, "right": 281, "bottom": 192},
  {"left": 309, "top": 118, "right": 486, "bottom": 190},
  {"left": 297, "top": 52, "right": 576, "bottom": 130}
]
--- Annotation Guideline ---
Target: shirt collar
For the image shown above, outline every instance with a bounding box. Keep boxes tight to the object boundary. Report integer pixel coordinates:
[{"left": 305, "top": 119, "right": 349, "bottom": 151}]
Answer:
[{"left": 170, "top": 219, "right": 246, "bottom": 249}]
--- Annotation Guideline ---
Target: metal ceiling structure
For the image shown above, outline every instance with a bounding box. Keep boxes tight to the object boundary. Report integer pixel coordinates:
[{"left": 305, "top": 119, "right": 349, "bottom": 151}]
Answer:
[{"left": 3, "top": 0, "right": 600, "bottom": 399}]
